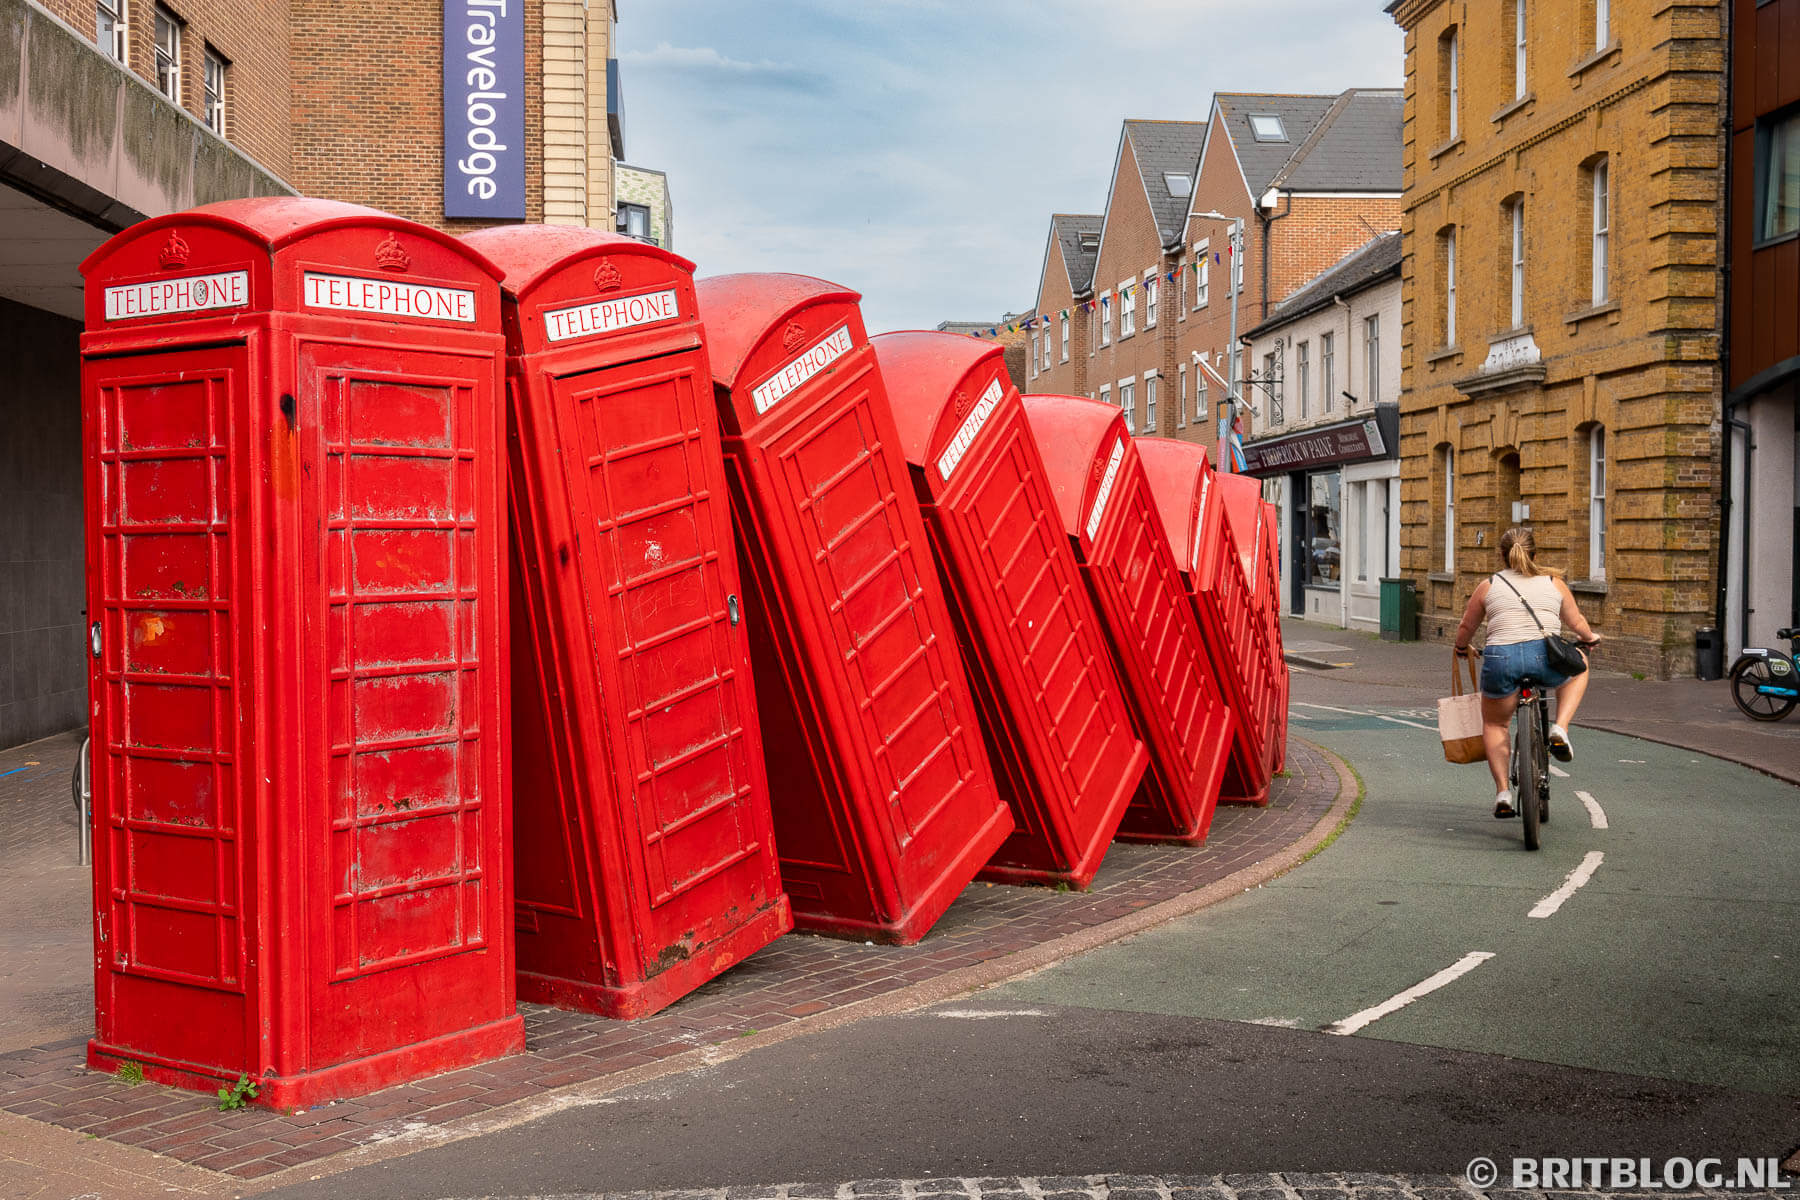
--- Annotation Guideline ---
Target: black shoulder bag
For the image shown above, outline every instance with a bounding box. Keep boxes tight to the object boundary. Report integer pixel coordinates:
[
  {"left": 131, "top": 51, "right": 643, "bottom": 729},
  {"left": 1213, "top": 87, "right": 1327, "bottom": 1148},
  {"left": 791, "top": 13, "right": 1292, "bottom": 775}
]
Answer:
[{"left": 1492, "top": 573, "right": 1589, "bottom": 677}]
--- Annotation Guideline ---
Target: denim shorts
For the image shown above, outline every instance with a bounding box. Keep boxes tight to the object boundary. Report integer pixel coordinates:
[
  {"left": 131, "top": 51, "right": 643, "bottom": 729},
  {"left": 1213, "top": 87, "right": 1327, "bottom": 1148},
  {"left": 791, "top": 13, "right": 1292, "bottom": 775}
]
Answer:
[{"left": 1480, "top": 639, "right": 1571, "bottom": 699}]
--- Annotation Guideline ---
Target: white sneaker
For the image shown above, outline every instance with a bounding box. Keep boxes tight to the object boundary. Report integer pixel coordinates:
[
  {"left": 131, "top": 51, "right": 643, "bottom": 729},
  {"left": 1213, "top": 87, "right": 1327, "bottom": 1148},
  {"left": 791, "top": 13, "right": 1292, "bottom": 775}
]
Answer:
[
  {"left": 1494, "top": 789, "right": 1517, "bottom": 819},
  {"left": 1548, "top": 725, "right": 1573, "bottom": 763}
]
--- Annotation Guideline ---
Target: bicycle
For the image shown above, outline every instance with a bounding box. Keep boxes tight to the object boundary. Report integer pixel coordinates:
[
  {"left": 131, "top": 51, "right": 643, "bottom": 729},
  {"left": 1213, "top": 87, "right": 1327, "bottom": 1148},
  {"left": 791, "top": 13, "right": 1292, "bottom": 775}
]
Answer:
[
  {"left": 1728, "top": 627, "right": 1800, "bottom": 722},
  {"left": 1508, "top": 675, "right": 1552, "bottom": 851}
]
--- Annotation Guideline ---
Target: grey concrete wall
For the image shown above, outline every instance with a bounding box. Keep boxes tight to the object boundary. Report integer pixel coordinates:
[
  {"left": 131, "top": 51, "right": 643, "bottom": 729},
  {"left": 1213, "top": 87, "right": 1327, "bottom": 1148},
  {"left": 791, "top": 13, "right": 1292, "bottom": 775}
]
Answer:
[{"left": 0, "top": 296, "right": 83, "bottom": 748}]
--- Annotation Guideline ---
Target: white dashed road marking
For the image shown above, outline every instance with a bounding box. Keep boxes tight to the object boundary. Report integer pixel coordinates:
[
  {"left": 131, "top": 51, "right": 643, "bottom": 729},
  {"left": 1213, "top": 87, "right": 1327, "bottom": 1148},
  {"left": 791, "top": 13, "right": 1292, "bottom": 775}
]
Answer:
[
  {"left": 1291, "top": 701, "right": 1437, "bottom": 733},
  {"left": 1528, "top": 850, "right": 1606, "bottom": 919},
  {"left": 1322, "top": 951, "right": 1496, "bottom": 1036},
  {"left": 1575, "top": 790, "right": 1608, "bottom": 829}
]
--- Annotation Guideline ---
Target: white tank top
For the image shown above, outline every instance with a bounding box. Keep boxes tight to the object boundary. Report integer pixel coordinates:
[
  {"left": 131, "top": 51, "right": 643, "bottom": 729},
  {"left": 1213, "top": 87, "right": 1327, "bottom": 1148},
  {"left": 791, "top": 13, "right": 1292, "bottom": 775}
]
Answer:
[{"left": 1483, "top": 570, "right": 1564, "bottom": 647}]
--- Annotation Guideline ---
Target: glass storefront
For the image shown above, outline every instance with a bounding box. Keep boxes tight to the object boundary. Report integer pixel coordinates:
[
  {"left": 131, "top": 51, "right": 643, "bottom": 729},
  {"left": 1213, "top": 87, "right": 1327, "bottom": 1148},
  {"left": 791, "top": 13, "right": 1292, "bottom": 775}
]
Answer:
[{"left": 1306, "top": 470, "right": 1341, "bottom": 587}]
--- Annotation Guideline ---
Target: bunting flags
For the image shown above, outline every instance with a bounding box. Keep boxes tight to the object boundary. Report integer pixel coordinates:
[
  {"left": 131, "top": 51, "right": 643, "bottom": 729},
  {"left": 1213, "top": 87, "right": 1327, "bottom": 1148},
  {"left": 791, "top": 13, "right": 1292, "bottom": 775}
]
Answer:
[{"left": 968, "top": 260, "right": 1198, "bottom": 339}]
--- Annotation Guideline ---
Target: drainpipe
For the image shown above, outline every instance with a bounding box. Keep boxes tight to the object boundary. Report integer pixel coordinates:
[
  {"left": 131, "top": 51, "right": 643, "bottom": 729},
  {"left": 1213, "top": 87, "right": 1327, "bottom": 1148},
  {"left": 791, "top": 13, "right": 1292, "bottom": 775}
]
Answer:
[
  {"left": 1257, "top": 189, "right": 1292, "bottom": 322},
  {"left": 1714, "top": 1, "right": 1737, "bottom": 652}
]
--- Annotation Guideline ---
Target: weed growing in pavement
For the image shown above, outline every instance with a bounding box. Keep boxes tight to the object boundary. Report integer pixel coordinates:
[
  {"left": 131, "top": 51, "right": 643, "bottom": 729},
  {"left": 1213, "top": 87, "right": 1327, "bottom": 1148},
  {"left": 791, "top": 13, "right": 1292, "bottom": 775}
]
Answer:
[
  {"left": 115, "top": 1061, "right": 144, "bottom": 1086},
  {"left": 216, "top": 1075, "right": 259, "bottom": 1111},
  {"left": 1295, "top": 758, "right": 1365, "bottom": 871}
]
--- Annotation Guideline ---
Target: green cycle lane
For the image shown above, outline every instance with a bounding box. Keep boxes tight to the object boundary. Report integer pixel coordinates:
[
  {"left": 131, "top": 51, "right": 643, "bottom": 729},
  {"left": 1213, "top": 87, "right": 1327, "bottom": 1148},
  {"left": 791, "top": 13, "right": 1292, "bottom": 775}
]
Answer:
[{"left": 992, "top": 710, "right": 1800, "bottom": 1096}]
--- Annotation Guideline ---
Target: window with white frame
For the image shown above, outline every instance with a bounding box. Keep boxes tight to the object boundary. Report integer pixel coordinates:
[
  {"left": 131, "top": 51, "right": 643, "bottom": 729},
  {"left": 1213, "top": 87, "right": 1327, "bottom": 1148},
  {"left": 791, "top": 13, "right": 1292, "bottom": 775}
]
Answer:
[
  {"left": 1261, "top": 351, "right": 1277, "bottom": 425},
  {"left": 1101, "top": 292, "right": 1112, "bottom": 346},
  {"left": 1364, "top": 314, "right": 1380, "bottom": 405},
  {"left": 1296, "top": 341, "right": 1309, "bottom": 421},
  {"left": 1589, "top": 426, "right": 1607, "bottom": 579},
  {"left": 1320, "top": 332, "right": 1335, "bottom": 408},
  {"left": 1042, "top": 323, "right": 1052, "bottom": 371},
  {"left": 1143, "top": 271, "right": 1158, "bottom": 327},
  {"left": 1028, "top": 333, "right": 1039, "bottom": 379},
  {"left": 1178, "top": 365, "right": 1188, "bottom": 429},
  {"left": 96, "top": 0, "right": 127, "bottom": 62},
  {"left": 1144, "top": 372, "right": 1158, "bottom": 435},
  {"left": 1591, "top": 158, "right": 1611, "bottom": 305},
  {"left": 1196, "top": 370, "right": 1208, "bottom": 421},
  {"left": 1513, "top": 0, "right": 1528, "bottom": 101},
  {"left": 1061, "top": 313, "right": 1070, "bottom": 361},
  {"left": 1098, "top": 384, "right": 1111, "bottom": 415},
  {"left": 1440, "top": 26, "right": 1459, "bottom": 143},
  {"left": 1119, "top": 379, "right": 1136, "bottom": 435},
  {"left": 1442, "top": 446, "right": 1457, "bottom": 573},
  {"left": 1119, "top": 280, "right": 1136, "bottom": 338},
  {"left": 1595, "top": 0, "right": 1610, "bottom": 51},
  {"left": 1441, "top": 225, "right": 1457, "bottom": 346},
  {"left": 1510, "top": 198, "right": 1526, "bottom": 328},
  {"left": 202, "top": 46, "right": 226, "bottom": 135},
  {"left": 153, "top": 5, "right": 181, "bottom": 102},
  {"left": 1194, "top": 242, "right": 1209, "bottom": 308}
]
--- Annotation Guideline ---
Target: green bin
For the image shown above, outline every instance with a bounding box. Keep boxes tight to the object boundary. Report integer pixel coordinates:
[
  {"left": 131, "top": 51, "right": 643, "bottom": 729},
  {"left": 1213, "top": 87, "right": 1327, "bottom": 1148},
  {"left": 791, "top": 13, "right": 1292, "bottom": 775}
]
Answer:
[{"left": 1379, "top": 577, "right": 1418, "bottom": 642}]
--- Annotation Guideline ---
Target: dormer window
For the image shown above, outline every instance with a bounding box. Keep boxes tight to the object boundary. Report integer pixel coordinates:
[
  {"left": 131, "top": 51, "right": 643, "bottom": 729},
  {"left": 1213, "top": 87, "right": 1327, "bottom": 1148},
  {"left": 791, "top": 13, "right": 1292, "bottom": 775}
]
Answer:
[
  {"left": 1163, "top": 172, "right": 1192, "bottom": 198},
  {"left": 1249, "top": 114, "right": 1287, "bottom": 142}
]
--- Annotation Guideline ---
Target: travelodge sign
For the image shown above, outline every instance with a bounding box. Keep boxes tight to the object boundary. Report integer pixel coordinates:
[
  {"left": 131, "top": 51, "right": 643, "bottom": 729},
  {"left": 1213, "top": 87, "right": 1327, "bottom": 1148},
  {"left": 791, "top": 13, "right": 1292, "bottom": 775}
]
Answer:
[{"left": 444, "top": 0, "right": 526, "bottom": 219}]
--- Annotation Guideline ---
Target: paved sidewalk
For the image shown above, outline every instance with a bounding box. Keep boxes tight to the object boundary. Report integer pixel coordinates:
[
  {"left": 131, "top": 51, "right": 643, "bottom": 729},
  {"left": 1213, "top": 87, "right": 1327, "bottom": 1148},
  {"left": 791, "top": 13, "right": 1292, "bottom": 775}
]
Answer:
[
  {"left": 0, "top": 729, "right": 1350, "bottom": 1187},
  {"left": 1281, "top": 617, "right": 1800, "bottom": 785}
]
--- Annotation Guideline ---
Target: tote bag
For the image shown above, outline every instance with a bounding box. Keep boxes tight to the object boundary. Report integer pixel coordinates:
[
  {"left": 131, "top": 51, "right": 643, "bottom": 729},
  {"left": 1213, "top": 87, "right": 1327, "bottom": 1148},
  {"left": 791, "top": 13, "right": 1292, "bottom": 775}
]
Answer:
[{"left": 1438, "top": 652, "right": 1486, "bottom": 764}]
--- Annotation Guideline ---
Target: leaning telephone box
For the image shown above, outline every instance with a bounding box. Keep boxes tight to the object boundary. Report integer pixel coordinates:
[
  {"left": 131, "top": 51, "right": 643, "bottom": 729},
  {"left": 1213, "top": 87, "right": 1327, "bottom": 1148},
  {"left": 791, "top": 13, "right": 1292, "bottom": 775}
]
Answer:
[
  {"left": 1021, "top": 395, "right": 1235, "bottom": 844},
  {"left": 79, "top": 198, "right": 522, "bottom": 1106},
  {"left": 1261, "top": 500, "right": 1291, "bottom": 773},
  {"left": 695, "top": 274, "right": 1012, "bottom": 942},
  {"left": 1135, "top": 440, "right": 1276, "bottom": 806},
  {"left": 870, "top": 332, "right": 1145, "bottom": 888},
  {"left": 461, "top": 226, "right": 790, "bottom": 1018}
]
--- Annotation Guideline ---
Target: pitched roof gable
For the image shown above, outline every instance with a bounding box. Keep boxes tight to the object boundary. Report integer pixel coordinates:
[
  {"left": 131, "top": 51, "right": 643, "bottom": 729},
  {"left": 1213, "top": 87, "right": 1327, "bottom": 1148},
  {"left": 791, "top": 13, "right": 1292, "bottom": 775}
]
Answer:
[
  {"left": 1210, "top": 88, "right": 1403, "bottom": 199},
  {"left": 1051, "top": 213, "right": 1103, "bottom": 295},
  {"left": 1121, "top": 120, "right": 1209, "bottom": 246}
]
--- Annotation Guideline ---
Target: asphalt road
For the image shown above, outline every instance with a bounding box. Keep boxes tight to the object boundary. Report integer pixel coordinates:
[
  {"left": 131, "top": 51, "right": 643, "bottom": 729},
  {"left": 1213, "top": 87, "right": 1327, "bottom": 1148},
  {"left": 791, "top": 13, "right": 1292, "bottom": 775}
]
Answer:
[{"left": 263, "top": 700, "right": 1800, "bottom": 1199}]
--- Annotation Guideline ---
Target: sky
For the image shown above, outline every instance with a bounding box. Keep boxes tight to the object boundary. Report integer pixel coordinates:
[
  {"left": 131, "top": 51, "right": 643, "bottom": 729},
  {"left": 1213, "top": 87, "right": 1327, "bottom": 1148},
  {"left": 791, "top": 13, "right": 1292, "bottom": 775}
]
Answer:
[{"left": 619, "top": 2, "right": 1404, "bottom": 335}]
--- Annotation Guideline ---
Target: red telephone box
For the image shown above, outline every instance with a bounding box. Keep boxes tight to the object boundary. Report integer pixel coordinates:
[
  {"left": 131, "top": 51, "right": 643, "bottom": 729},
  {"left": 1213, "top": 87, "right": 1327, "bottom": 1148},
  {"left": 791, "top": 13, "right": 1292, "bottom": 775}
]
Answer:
[
  {"left": 1261, "top": 500, "right": 1291, "bottom": 774},
  {"left": 1135, "top": 440, "right": 1276, "bottom": 806},
  {"left": 461, "top": 226, "right": 790, "bottom": 1019},
  {"left": 870, "top": 332, "right": 1145, "bottom": 888},
  {"left": 1021, "top": 395, "right": 1235, "bottom": 844},
  {"left": 79, "top": 198, "right": 522, "bottom": 1106},
  {"left": 694, "top": 274, "right": 1012, "bottom": 943}
]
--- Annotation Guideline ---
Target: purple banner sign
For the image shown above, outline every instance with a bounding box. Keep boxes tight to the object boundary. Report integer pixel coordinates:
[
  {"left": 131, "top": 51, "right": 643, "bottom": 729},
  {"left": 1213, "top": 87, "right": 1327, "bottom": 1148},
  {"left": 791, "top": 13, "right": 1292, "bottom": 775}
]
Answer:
[
  {"left": 444, "top": 0, "right": 525, "bottom": 220},
  {"left": 1243, "top": 416, "right": 1388, "bottom": 475}
]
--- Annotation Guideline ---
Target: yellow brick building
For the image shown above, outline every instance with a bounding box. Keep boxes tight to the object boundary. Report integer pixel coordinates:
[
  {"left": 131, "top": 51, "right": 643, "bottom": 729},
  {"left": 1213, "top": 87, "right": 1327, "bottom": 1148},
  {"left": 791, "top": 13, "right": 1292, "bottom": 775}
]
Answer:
[{"left": 1386, "top": 0, "right": 1726, "bottom": 677}]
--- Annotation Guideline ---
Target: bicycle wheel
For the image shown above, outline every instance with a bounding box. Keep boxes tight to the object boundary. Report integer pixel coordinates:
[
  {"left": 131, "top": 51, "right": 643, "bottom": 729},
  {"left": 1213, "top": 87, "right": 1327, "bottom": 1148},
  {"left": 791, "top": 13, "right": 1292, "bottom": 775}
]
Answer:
[
  {"left": 1731, "top": 658, "right": 1798, "bottom": 722},
  {"left": 1516, "top": 704, "right": 1541, "bottom": 851},
  {"left": 1535, "top": 700, "right": 1551, "bottom": 825}
]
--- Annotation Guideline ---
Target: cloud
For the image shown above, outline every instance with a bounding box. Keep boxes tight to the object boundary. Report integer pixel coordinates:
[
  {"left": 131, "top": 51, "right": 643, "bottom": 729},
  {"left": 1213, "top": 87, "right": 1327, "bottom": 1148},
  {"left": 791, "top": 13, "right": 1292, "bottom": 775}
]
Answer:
[{"left": 618, "top": 42, "right": 829, "bottom": 95}]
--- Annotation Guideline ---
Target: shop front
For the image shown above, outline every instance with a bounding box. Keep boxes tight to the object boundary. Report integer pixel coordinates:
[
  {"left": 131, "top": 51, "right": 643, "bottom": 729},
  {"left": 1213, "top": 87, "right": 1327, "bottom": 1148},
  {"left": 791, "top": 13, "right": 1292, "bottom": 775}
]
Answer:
[{"left": 1242, "top": 404, "right": 1400, "bottom": 631}]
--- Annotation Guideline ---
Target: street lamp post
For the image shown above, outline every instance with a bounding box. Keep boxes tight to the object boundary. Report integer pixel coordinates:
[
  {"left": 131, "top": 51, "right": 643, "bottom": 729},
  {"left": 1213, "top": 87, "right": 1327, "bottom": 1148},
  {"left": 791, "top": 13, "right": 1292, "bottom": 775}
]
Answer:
[{"left": 1193, "top": 210, "right": 1245, "bottom": 472}]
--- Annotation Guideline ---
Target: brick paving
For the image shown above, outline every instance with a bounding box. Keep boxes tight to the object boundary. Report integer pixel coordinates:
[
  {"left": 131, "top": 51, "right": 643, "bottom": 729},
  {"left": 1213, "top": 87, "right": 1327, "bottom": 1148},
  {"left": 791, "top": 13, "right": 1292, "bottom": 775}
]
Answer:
[
  {"left": 403, "top": 1174, "right": 1792, "bottom": 1200},
  {"left": 0, "top": 732, "right": 1343, "bottom": 1183}
]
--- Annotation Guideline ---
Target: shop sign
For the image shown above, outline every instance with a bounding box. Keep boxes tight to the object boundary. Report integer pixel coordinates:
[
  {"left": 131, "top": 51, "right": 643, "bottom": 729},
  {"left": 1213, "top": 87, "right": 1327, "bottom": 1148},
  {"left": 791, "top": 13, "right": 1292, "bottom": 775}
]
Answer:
[
  {"left": 444, "top": 0, "right": 526, "bottom": 219},
  {"left": 1242, "top": 417, "right": 1387, "bottom": 474}
]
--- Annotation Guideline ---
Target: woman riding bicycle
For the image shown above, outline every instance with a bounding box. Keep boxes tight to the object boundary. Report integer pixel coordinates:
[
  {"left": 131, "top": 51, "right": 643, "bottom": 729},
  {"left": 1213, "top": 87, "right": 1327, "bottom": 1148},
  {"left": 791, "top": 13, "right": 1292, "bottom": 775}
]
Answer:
[{"left": 1451, "top": 527, "right": 1603, "bottom": 819}]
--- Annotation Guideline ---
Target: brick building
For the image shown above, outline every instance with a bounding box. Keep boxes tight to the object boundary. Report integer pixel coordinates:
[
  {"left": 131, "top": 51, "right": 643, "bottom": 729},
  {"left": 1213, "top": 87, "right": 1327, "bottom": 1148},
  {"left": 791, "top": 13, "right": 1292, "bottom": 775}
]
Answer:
[
  {"left": 1242, "top": 233, "right": 1404, "bottom": 631},
  {"left": 0, "top": 0, "right": 627, "bottom": 748},
  {"left": 615, "top": 162, "right": 673, "bottom": 248},
  {"left": 1026, "top": 213, "right": 1100, "bottom": 398},
  {"left": 1177, "top": 91, "right": 1404, "bottom": 459},
  {"left": 1026, "top": 94, "right": 1403, "bottom": 460},
  {"left": 1386, "top": 0, "right": 1727, "bottom": 678},
  {"left": 1721, "top": 0, "right": 1799, "bottom": 652}
]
